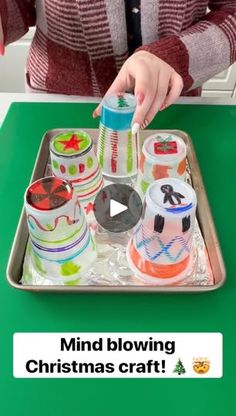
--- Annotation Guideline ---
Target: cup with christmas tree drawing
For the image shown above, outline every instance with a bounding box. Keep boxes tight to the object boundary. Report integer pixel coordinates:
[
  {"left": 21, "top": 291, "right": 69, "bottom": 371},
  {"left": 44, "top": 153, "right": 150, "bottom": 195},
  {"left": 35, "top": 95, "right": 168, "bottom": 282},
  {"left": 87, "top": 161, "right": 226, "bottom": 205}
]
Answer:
[
  {"left": 97, "top": 93, "right": 138, "bottom": 183},
  {"left": 50, "top": 130, "right": 103, "bottom": 210},
  {"left": 136, "top": 133, "right": 187, "bottom": 198},
  {"left": 127, "top": 178, "right": 197, "bottom": 285},
  {"left": 24, "top": 176, "right": 97, "bottom": 284}
]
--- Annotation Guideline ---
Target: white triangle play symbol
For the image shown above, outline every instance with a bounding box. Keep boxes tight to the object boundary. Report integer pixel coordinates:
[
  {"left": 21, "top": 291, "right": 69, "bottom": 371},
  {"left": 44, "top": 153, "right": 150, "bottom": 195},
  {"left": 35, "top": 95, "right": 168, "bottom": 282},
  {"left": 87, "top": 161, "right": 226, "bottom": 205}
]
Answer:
[{"left": 110, "top": 199, "right": 128, "bottom": 218}]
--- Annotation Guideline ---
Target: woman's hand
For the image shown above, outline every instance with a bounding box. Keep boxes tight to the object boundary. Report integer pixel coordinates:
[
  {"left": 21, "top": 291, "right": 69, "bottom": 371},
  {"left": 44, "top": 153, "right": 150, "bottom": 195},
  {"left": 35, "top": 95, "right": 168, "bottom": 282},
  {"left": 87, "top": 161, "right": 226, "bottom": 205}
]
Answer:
[{"left": 93, "top": 51, "right": 183, "bottom": 132}]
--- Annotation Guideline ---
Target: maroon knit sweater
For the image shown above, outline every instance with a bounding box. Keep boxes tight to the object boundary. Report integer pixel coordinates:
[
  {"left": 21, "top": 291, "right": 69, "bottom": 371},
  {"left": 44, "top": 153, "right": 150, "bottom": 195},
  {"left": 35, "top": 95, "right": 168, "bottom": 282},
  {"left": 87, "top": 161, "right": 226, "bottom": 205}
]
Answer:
[{"left": 0, "top": 0, "right": 236, "bottom": 96}]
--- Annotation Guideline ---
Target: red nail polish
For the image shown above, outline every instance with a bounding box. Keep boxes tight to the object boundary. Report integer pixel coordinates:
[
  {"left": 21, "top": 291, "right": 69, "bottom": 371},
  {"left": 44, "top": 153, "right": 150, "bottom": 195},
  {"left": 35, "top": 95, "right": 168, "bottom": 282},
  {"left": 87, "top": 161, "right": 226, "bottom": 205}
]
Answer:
[{"left": 0, "top": 43, "right": 5, "bottom": 56}]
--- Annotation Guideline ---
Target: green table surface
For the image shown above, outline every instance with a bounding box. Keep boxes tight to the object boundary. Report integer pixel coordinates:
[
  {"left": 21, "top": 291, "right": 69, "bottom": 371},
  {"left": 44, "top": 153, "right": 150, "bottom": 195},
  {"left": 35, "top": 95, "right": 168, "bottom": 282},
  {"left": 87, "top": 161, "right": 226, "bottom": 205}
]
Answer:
[{"left": 0, "top": 102, "right": 236, "bottom": 415}]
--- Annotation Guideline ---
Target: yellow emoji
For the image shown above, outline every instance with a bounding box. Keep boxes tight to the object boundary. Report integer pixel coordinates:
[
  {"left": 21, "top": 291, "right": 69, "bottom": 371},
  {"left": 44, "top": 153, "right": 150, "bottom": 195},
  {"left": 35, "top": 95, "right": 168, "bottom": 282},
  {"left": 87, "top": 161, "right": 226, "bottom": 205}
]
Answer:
[{"left": 193, "top": 357, "right": 210, "bottom": 374}]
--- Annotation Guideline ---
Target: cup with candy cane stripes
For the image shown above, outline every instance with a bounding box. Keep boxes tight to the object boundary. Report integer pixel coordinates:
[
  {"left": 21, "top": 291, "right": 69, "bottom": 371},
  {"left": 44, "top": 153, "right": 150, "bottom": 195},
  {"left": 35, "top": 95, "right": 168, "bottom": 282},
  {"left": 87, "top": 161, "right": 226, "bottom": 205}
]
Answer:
[
  {"left": 50, "top": 130, "right": 103, "bottom": 208},
  {"left": 24, "top": 176, "right": 97, "bottom": 284},
  {"left": 97, "top": 93, "right": 138, "bottom": 181},
  {"left": 127, "top": 178, "right": 197, "bottom": 285}
]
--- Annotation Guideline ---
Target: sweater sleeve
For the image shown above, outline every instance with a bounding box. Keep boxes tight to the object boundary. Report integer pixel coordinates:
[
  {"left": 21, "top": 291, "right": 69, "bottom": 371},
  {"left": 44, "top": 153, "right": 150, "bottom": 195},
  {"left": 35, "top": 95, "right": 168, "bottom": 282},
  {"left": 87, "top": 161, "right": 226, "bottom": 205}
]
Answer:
[
  {"left": 137, "top": 1, "right": 236, "bottom": 91},
  {"left": 0, "top": 0, "right": 36, "bottom": 55}
]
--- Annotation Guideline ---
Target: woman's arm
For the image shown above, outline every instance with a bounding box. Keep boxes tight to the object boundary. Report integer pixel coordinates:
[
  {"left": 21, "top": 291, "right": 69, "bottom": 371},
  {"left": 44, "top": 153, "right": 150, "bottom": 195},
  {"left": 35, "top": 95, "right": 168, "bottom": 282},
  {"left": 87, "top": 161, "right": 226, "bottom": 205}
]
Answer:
[
  {"left": 137, "top": 0, "right": 236, "bottom": 92},
  {"left": 0, "top": 0, "right": 36, "bottom": 55}
]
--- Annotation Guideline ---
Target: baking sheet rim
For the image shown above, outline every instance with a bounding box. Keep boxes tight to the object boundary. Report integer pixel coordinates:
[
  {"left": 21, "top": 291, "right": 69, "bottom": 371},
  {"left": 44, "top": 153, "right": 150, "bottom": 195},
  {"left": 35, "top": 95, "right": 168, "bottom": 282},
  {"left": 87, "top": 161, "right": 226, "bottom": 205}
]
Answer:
[{"left": 6, "top": 128, "right": 226, "bottom": 292}]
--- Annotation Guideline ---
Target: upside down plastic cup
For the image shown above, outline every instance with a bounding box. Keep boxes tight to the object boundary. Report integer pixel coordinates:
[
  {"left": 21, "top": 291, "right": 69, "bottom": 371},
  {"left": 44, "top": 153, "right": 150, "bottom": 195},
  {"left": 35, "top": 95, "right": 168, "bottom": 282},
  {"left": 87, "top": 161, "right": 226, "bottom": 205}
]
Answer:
[
  {"left": 127, "top": 178, "right": 197, "bottom": 285},
  {"left": 24, "top": 177, "right": 97, "bottom": 283},
  {"left": 137, "top": 132, "right": 187, "bottom": 197},
  {"left": 50, "top": 130, "right": 103, "bottom": 208},
  {"left": 97, "top": 93, "right": 138, "bottom": 180}
]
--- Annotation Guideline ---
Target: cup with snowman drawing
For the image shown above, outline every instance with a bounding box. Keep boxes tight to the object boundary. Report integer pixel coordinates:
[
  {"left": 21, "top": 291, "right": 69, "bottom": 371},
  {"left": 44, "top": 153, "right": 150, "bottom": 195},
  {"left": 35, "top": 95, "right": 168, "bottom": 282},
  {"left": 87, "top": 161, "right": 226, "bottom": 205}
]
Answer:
[{"left": 127, "top": 178, "right": 197, "bottom": 285}]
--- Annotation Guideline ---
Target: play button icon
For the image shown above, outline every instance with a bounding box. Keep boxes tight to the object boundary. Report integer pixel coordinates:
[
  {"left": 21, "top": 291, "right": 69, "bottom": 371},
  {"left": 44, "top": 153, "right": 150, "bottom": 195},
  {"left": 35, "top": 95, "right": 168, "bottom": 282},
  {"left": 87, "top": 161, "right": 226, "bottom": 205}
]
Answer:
[
  {"left": 110, "top": 199, "right": 127, "bottom": 217},
  {"left": 94, "top": 184, "right": 143, "bottom": 233}
]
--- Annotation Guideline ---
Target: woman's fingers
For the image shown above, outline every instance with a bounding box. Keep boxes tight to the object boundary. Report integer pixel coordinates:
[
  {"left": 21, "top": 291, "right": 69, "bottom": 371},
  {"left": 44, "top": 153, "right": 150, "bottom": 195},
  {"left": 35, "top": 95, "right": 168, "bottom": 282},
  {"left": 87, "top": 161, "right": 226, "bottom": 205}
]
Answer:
[
  {"left": 142, "top": 69, "right": 170, "bottom": 127},
  {"left": 92, "top": 104, "right": 102, "bottom": 119},
  {"left": 132, "top": 63, "right": 157, "bottom": 128},
  {"left": 92, "top": 51, "right": 184, "bottom": 126},
  {"left": 161, "top": 72, "right": 183, "bottom": 110}
]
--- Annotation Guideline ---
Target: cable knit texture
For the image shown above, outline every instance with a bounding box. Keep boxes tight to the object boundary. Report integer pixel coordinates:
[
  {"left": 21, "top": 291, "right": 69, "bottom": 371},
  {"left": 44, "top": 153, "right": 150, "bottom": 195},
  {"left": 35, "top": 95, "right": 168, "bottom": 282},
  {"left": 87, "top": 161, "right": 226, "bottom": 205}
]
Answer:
[{"left": 0, "top": 0, "right": 235, "bottom": 95}]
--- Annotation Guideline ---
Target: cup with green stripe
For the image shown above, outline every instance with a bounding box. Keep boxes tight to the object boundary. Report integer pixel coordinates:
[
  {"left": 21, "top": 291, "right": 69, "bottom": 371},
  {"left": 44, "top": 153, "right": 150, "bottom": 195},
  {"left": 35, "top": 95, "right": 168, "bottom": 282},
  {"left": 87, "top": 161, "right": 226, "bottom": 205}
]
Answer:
[
  {"left": 97, "top": 93, "right": 138, "bottom": 181},
  {"left": 50, "top": 130, "right": 103, "bottom": 208}
]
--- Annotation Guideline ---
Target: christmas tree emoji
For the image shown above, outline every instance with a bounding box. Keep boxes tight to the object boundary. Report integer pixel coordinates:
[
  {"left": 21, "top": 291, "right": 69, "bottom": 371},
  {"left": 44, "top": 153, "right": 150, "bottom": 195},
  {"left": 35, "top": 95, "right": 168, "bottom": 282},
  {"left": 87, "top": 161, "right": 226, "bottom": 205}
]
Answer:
[{"left": 173, "top": 358, "right": 186, "bottom": 375}]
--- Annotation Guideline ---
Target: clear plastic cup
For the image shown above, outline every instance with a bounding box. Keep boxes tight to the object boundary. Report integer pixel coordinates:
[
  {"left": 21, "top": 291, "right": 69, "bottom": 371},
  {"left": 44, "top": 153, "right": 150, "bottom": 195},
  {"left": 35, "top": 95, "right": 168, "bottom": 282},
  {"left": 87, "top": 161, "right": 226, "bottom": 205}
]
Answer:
[
  {"left": 50, "top": 130, "right": 103, "bottom": 208},
  {"left": 24, "top": 177, "right": 97, "bottom": 282},
  {"left": 127, "top": 178, "right": 197, "bottom": 285},
  {"left": 97, "top": 93, "right": 138, "bottom": 182},
  {"left": 137, "top": 132, "right": 187, "bottom": 197}
]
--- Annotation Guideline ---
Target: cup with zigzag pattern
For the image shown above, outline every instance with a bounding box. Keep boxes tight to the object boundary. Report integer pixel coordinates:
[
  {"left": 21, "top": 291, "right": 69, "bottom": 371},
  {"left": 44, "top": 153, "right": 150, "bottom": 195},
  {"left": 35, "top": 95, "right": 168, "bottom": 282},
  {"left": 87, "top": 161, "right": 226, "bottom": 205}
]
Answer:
[{"left": 24, "top": 176, "right": 97, "bottom": 284}]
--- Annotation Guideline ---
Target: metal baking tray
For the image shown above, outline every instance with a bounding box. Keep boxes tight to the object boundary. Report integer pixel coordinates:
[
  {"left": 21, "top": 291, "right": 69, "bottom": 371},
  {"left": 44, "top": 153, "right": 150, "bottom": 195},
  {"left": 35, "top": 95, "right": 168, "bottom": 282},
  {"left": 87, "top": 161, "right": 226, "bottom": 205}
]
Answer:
[{"left": 6, "top": 129, "right": 226, "bottom": 292}]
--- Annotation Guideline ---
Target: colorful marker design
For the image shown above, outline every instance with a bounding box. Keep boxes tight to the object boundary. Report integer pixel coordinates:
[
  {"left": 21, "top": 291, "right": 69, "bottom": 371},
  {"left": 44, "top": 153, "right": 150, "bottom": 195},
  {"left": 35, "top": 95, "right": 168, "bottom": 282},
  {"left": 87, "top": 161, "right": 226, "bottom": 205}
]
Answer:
[
  {"left": 25, "top": 177, "right": 97, "bottom": 282},
  {"left": 50, "top": 130, "right": 103, "bottom": 208}
]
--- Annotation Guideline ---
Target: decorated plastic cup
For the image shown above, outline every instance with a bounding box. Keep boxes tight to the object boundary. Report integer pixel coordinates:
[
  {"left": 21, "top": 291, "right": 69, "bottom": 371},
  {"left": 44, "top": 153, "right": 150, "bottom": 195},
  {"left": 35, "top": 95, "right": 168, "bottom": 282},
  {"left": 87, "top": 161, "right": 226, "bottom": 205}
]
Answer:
[
  {"left": 97, "top": 93, "right": 138, "bottom": 180},
  {"left": 50, "top": 130, "right": 103, "bottom": 208},
  {"left": 137, "top": 132, "right": 187, "bottom": 197},
  {"left": 24, "top": 176, "right": 97, "bottom": 283},
  {"left": 127, "top": 178, "right": 197, "bottom": 285}
]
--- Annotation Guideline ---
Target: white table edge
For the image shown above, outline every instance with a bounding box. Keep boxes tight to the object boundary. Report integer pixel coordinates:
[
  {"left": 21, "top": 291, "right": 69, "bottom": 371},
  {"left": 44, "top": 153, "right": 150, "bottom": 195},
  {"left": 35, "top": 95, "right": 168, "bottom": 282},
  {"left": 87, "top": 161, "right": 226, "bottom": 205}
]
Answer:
[{"left": 0, "top": 93, "right": 235, "bottom": 126}]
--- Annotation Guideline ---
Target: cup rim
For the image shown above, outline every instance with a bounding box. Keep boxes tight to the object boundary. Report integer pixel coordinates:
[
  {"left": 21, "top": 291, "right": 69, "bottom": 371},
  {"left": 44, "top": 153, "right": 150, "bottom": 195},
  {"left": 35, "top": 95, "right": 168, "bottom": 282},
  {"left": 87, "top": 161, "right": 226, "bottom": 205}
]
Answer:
[
  {"left": 102, "top": 92, "right": 136, "bottom": 113},
  {"left": 24, "top": 176, "right": 76, "bottom": 215},
  {"left": 49, "top": 130, "right": 93, "bottom": 158},
  {"left": 145, "top": 178, "right": 197, "bottom": 215}
]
